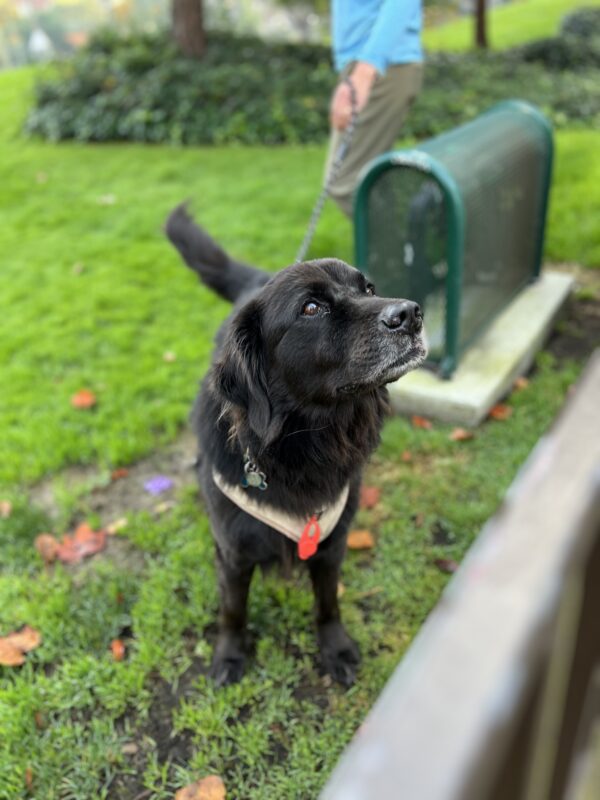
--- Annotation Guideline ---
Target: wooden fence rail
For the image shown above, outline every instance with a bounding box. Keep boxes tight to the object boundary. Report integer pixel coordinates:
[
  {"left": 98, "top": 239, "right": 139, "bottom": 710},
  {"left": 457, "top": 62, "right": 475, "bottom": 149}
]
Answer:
[{"left": 322, "top": 351, "right": 600, "bottom": 800}]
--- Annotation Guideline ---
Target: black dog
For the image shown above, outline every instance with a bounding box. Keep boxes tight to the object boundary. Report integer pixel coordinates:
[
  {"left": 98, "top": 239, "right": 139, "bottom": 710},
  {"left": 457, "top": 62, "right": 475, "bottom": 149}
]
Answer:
[{"left": 165, "top": 205, "right": 426, "bottom": 687}]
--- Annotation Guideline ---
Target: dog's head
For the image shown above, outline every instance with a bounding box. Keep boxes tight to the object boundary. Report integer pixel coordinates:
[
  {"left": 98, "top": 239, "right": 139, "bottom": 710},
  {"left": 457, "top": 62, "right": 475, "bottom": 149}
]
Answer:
[{"left": 214, "top": 258, "right": 427, "bottom": 444}]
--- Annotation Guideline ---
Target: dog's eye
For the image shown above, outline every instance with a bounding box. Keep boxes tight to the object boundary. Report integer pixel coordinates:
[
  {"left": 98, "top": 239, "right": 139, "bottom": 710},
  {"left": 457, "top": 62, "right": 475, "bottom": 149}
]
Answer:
[
  {"left": 365, "top": 283, "right": 375, "bottom": 296},
  {"left": 301, "top": 301, "right": 321, "bottom": 317}
]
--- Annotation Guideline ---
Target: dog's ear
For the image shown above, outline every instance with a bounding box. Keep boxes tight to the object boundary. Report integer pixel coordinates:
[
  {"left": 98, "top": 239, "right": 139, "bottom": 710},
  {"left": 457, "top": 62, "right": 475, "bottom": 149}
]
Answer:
[{"left": 214, "top": 300, "right": 282, "bottom": 446}]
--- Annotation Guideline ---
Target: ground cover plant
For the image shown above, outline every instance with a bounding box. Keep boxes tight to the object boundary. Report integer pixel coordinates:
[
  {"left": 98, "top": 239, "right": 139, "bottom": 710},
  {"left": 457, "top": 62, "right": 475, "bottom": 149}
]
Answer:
[{"left": 1, "top": 17, "right": 600, "bottom": 798}]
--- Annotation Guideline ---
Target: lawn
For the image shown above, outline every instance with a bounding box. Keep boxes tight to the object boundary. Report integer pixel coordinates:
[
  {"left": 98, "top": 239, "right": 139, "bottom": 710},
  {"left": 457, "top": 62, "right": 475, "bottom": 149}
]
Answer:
[
  {"left": 0, "top": 59, "right": 598, "bottom": 798},
  {"left": 423, "top": 0, "right": 600, "bottom": 52}
]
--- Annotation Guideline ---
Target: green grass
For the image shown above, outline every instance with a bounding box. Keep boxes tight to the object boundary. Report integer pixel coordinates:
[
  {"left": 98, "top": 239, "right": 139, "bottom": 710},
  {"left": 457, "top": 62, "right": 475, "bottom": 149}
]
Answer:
[
  {"left": 0, "top": 60, "right": 597, "bottom": 798},
  {"left": 0, "top": 355, "right": 582, "bottom": 798},
  {"left": 1, "top": 66, "right": 598, "bottom": 486},
  {"left": 424, "top": 0, "right": 600, "bottom": 52}
]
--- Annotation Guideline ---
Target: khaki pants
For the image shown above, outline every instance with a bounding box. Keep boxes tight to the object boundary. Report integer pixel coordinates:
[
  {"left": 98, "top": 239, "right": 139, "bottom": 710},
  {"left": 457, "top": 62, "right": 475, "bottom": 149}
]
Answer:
[{"left": 325, "top": 62, "right": 423, "bottom": 217}]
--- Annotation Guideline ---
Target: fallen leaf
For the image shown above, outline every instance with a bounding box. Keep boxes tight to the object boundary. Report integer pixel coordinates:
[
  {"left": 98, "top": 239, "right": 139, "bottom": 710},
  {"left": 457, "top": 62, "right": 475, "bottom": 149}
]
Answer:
[
  {"left": 413, "top": 512, "right": 425, "bottom": 528},
  {"left": 71, "top": 389, "right": 97, "bottom": 409},
  {"left": 347, "top": 530, "right": 375, "bottom": 550},
  {"left": 359, "top": 485, "right": 381, "bottom": 510},
  {"left": 175, "top": 775, "right": 226, "bottom": 800},
  {"left": 121, "top": 742, "right": 138, "bottom": 756},
  {"left": 110, "top": 639, "right": 125, "bottom": 661},
  {"left": 337, "top": 582, "right": 345, "bottom": 598},
  {"left": 433, "top": 558, "right": 459, "bottom": 574},
  {"left": 0, "top": 500, "right": 12, "bottom": 518},
  {"left": 35, "top": 533, "right": 60, "bottom": 564},
  {"left": 144, "top": 475, "right": 174, "bottom": 495},
  {"left": 489, "top": 403, "right": 513, "bottom": 421},
  {"left": 25, "top": 766, "right": 33, "bottom": 791},
  {"left": 0, "top": 640, "right": 25, "bottom": 666},
  {"left": 111, "top": 468, "right": 129, "bottom": 481},
  {"left": 34, "top": 711, "right": 45, "bottom": 730},
  {"left": 412, "top": 415, "right": 432, "bottom": 430},
  {"left": 449, "top": 427, "right": 474, "bottom": 441},
  {"left": 163, "top": 351, "right": 177, "bottom": 362},
  {"left": 0, "top": 626, "right": 42, "bottom": 667},
  {"left": 513, "top": 376, "right": 530, "bottom": 391},
  {"left": 106, "top": 517, "right": 128, "bottom": 535},
  {"left": 72, "top": 262, "right": 85, "bottom": 275},
  {"left": 154, "top": 500, "right": 176, "bottom": 515},
  {"left": 55, "top": 523, "right": 107, "bottom": 564},
  {"left": 401, "top": 450, "right": 412, "bottom": 463}
]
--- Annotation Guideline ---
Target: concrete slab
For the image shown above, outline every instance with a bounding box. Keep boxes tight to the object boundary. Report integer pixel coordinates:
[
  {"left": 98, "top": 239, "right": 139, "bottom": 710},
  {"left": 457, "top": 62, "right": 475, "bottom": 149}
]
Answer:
[{"left": 389, "top": 271, "right": 575, "bottom": 426}]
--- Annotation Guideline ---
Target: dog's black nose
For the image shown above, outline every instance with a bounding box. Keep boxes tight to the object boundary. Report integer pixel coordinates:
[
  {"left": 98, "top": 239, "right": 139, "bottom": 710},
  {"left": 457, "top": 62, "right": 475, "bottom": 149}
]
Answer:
[{"left": 380, "top": 301, "right": 422, "bottom": 334}]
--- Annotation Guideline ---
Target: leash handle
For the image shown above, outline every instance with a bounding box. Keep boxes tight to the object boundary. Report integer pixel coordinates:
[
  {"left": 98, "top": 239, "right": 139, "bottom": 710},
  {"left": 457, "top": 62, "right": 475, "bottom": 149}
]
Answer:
[{"left": 295, "top": 76, "right": 359, "bottom": 264}]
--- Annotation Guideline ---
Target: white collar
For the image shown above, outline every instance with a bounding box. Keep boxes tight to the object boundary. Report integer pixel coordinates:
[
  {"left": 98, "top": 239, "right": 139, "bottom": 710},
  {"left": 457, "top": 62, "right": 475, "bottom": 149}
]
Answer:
[{"left": 212, "top": 469, "right": 349, "bottom": 557}]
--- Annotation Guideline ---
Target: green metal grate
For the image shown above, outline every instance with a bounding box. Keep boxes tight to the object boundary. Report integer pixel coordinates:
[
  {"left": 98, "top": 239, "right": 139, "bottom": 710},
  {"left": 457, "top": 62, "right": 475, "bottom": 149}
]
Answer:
[{"left": 354, "top": 100, "right": 553, "bottom": 378}]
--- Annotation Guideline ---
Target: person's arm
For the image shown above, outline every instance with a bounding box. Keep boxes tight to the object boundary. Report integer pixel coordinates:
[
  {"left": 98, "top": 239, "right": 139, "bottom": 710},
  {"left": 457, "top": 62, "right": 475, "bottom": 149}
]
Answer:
[
  {"left": 330, "top": 61, "right": 377, "bottom": 131},
  {"left": 330, "top": 0, "right": 421, "bottom": 130},
  {"left": 358, "top": 0, "right": 421, "bottom": 74}
]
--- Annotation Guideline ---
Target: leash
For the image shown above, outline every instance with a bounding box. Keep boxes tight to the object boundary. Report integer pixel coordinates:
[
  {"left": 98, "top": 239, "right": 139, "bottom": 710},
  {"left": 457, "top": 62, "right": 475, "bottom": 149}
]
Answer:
[{"left": 295, "top": 76, "right": 359, "bottom": 264}]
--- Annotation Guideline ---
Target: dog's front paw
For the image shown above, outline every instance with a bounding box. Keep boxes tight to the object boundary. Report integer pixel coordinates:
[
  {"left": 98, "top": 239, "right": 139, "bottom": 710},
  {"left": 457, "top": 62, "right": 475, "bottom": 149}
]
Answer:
[
  {"left": 210, "top": 633, "right": 246, "bottom": 687},
  {"left": 317, "top": 621, "right": 361, "bottom": 687}
]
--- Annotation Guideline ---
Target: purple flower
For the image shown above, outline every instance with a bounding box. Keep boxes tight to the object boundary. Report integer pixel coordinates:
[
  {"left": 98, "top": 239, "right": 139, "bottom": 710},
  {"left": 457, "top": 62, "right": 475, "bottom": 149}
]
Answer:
[{"left": 144, "top": 475, "right": 174, "bottom": 495}]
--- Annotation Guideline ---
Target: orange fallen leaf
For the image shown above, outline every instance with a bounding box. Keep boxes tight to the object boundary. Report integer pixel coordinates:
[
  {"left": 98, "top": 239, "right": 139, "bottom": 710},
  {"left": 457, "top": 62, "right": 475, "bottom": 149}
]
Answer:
[
  {"left": 0, "top": 500, "right": 12, "bottom": 518},
  {"left": 71, "top": 389, "right": 97, "bottom": 409},
  {"left": 111, "top": 468, "right": 129, "bottom": 481},
  {"left": 401, "top": 450, "right": 412, "bottom": 463},
  {"left": 359, "top": 485, "right": 381, "bottom": 510},
  {"left": 449, "top": 427, "right": 474, "bottom": 441},
  {"left": 489, "top": 403, "right": 513, "bottom": 421},
  {"left": 0, "top": 625, "right": 42, "bottom": 667},
  {"left": 0, "top": 640, "right": 25, "bottom": 666},
  {"left": 433, "top": 558, "right": 459, "bottom": 574},
  {"left": 56, "top": 522, "right": 106, "bottom": 564},
  {"left": 35, "top": 533, "right": 60, "bottom": 564},
  {"left": 175, "top": 775, "right": 226, "bottom": 800},
  {"left": 412, "top": 415, "right": 432, "bottom": 430},
  {"left": 25, "top": 766, "right": 33, "bottom": 791},
  {"left": 110, "top": 639, "right": 125, "bottom": 662},
  {"left": 347, "top": 530, "right": 375, "bottom": 550},
  {"left": 513, "top": 376, "right": 530, "bottom": 391}
]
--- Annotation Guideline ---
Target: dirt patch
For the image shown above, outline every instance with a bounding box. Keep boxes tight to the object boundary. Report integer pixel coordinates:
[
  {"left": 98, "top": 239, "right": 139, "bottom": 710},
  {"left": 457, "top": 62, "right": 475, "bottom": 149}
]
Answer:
[
  {"left": 108, "top": 658, "right": 207, "bottom": 800},
  {"left": 30, "top": 429, "right": 198, "bottom": 527},
  {"left": 547, "top": 263, "right": 600, "bottom": 364}
]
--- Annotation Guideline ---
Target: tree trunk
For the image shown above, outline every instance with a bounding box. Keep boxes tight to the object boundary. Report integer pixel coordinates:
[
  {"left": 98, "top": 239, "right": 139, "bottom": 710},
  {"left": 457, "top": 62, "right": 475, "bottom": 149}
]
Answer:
[
  {"left": 475, "top": 0, "right": 488, "bottom": 49},
  {"left": 172, "top": 0, "right": 206, "bottom": 59}
]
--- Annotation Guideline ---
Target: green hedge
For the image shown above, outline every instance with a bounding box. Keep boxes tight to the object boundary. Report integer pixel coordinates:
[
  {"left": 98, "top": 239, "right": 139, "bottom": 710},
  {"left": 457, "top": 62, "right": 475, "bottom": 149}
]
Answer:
[{"left": 25, "top": 13, "right": 600, "bottom": 145}]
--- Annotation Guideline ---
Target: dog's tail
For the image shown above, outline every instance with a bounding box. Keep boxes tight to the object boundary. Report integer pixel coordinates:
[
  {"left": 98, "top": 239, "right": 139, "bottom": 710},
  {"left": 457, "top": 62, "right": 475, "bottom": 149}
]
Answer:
[{"left": 165, "top": 204, "right": 270, "bottom": 303}]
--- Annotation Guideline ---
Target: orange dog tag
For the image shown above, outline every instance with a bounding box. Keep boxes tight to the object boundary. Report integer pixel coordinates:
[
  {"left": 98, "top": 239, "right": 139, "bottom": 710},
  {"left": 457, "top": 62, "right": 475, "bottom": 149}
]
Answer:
[{"left": 298, "top": 515, "right": 321, "bottom": 560}]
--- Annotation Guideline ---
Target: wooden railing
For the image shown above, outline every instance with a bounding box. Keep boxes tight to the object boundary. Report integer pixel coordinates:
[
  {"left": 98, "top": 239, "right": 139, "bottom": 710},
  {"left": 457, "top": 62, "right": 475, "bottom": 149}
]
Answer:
[{"left": 322, "top": 351, "right": 600, "bottom": 800}]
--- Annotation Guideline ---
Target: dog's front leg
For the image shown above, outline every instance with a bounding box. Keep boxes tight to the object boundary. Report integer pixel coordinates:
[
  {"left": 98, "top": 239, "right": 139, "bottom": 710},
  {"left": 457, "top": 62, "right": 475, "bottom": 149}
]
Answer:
[
  {"left": 308, "top": 555, "right": 360, "bottom": 687},
  {"left": 211, "top": 545, "right": 254, "bottom": 686}
]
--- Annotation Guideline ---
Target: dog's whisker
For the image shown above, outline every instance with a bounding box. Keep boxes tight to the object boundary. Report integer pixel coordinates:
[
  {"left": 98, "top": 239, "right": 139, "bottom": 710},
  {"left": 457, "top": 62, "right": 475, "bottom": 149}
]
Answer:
[{"left": 280, "top": 424, "right": 332, "bottom": 441}]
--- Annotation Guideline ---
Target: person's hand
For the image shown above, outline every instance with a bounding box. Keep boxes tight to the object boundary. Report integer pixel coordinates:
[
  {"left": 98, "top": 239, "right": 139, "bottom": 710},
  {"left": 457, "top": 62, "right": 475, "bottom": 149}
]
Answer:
[{"left": 330, "top": 62, "right": 378, "bottom": 131}]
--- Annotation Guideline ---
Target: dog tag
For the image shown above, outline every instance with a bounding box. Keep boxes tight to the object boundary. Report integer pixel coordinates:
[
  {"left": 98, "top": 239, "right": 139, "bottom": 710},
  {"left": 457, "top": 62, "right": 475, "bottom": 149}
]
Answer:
[{"left": 298, "top": 515, "right": 321, "bottom": 560}]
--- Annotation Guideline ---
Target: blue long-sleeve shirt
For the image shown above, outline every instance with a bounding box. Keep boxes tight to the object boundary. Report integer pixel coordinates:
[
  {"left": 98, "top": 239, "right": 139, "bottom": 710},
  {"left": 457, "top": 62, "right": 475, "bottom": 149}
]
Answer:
[{"left": 332, "top": 0, "right": 423, "bottom": 74}]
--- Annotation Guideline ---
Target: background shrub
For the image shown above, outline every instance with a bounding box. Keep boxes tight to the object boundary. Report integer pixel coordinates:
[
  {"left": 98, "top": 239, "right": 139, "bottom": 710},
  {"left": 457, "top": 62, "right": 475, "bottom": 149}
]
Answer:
[{"left": 25, "top": 22, "right": 600, "bottom": 145}]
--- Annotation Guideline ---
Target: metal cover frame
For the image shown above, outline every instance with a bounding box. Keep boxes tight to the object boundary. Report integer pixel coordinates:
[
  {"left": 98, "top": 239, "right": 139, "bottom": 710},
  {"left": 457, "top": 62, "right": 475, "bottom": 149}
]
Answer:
[{"left": 353, "top": 100, "right": 554, "bottom": 379}]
